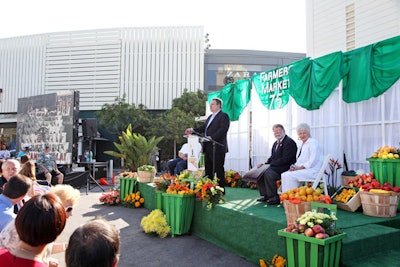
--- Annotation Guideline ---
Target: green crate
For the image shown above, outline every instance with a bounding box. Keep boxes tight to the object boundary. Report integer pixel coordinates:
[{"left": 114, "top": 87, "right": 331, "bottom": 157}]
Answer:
[
  {"left": 367, "top": 158, "right": 400, "bottom": 186},
  {"left": 155, "top": 191, "right": 163, "bottom": 211},
  {"left": 278, "top": 230, "right": 346, "bottom": 267},
  {"left": 120, "top": 177, "right": 137, "bottom": 200},
  {"left": 162, "top": 193, "right": 195, "bottom": 236}
]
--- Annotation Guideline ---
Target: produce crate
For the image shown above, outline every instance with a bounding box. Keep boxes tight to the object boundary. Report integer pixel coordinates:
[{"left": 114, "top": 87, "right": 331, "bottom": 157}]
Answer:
[
  {"left": 120, "top": 177, "right": 137, "bottom": 200},
  {"left": 367, "top": 158, "right": 400, "bottom": 186},
  {"left": 155, "top": 190, "right": 163, "bottom": 211},
  {"left": 162, "top": 193, "right": 195, "bottom": 236},
  {"left": 278, "top": 230, "right": 346, "bottom": 267},
  {"left": 341, "top": 175, "right": 356, "bottom": 186},
  {"left": 283, "top": 200, "right": 312, "bottom": 226},
  {"left": 360, "top": 190, "right": 400, "bottom": 217},
  {"left": 137, "top": 170, "right": 155, "bottom": 183},
  {"left": 332, "top": 186, "right": 361, "bottom": 212}
]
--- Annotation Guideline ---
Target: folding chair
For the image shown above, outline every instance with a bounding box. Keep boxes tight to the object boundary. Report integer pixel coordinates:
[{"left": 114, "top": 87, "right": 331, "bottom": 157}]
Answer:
[{"left": 298, "top": 154, "right": 331, "bottom": 196}]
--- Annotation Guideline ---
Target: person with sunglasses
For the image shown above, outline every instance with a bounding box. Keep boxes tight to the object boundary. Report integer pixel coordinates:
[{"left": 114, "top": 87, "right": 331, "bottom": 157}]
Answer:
[{"left": 0, "top": 184, "right": 80, "bottom": 265}]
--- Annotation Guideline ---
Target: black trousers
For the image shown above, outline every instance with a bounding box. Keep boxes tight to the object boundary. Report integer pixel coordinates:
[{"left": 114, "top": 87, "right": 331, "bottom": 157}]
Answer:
[
  {"left": 257, "top": 167, "right": 280, "bottom": 200},
  {"left": 203, "top": 143, "right": 226, "bottom": 187}
]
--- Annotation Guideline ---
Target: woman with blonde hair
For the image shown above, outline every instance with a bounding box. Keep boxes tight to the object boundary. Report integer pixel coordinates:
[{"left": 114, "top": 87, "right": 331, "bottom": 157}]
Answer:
[{"left": 0, "top": 184, "right": 81, "bottom": 265}]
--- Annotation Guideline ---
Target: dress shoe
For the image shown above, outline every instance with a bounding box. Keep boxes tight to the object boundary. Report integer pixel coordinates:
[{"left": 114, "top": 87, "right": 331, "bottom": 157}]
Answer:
[
  {"left": 256, "top": 196, "right": 268, "bottom": 202},
  {"left": 267, "top": 198, "right": 280, "bottom": 205}
]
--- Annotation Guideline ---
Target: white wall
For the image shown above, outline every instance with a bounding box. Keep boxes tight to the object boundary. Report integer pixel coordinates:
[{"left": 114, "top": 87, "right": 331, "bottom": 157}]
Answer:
[{"left": 0, "top": 26, "right": 204, "bottom": 113}]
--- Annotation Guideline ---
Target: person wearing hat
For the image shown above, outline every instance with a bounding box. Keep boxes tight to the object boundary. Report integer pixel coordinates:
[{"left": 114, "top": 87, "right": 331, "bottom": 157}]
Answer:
[
  {"left": 37, "top": 146, "right": 64, "bottom": 185},
  {"left": 16, "top": 144, "right": 30, "bottom": 160}
]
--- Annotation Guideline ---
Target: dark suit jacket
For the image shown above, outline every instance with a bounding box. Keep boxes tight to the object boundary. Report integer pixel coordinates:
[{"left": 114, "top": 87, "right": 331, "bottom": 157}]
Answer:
[
  {"left": 194, "top": 110, "right": 230, "bottom": 154},
  {"left": 266, "top": 135, "right": 297, "bottom": 174}
]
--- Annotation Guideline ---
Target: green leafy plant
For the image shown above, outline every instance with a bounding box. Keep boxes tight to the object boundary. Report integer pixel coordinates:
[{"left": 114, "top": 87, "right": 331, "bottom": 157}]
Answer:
[{"left": 104, "top": 124, "right": 163, "bottom": 171}]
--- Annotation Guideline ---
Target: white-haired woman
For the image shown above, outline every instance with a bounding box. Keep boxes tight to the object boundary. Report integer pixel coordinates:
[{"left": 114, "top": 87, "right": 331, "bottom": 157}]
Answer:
[{"left": 281, "top": 123, "right": 323, "bottom": 192}]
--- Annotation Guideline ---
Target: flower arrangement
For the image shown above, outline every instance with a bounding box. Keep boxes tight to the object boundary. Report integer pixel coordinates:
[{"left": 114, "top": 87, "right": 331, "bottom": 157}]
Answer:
[
  {"left": 194, "top": 177, "right": 225, "bottom": 210},
  {"left": 166, "top": 180, "right": 195, "bottom": 194},
  {"left": 154, "top": 175, "right": 172, "bottom": 192},
  {"left": 123, "top": 191, "right": 145, "bottom": 208},
  {"left": 284, "top": 211, "right": 340, "bottom": 238},
  {"left": 259, "top": 254, "right": 286, "bottom": 267},
  {"left": 325, "top": 158, "right": 342, "bottom": 194},
  {"left": 224, "top": 169, "right": 242, "bottom": 187},
  {"left": 140, "top": 209, "right": 171, "bottom": 238},
  {"left": 99, "top": 189, "right": 121, "bottom": 206}
]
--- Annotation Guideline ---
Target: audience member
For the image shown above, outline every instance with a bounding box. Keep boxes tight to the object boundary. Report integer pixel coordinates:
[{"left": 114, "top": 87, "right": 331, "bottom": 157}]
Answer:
[
  {"left": 20, "top": 159, "right": 51, "bottom": 196},
  {"left": 255, "top": 124, "right": 297, "bottom": 205},
  {"left": 281, "top": 123, "right": 323, "bottom": 192},
  {"left": 0, "top": 193, "right": 67, "bottom": 266},
  {"left": 185, "top": 98, "right": 230, "bottom": 189},
  {"left": 66, "top": 217, "right": 120, "bottom": 267},
  {"left": 0, "top": 184, "right": 80, "bottom": 264},
  {"left": 20, "top": 154, "right": 31, "bottom": 164},
  {"left": 0, "top": 175, "right": 31, "bottom": 231},
  {"left": 0, "top": 144, "right": 11, "bottom": 171},
  {"left": 0, "top": 159, "right": 21, "bottom": 194},
  {"left": 17, "top": 144, "right": 31, "bottom": 159},
  {"left": 37, "top": 146, "right": 64, "bottom": 185}
]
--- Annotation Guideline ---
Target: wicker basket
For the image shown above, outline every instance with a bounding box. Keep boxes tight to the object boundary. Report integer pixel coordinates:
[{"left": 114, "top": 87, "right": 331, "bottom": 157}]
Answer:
[
  {"left": 137, "top": 170, "right": 155, "bottom": 183},
  {"left": 283, "top": 200, "right": 312, "bottom": 226},
  {"left": 360, "top": 191, "right": 400, "bottom": 217}
]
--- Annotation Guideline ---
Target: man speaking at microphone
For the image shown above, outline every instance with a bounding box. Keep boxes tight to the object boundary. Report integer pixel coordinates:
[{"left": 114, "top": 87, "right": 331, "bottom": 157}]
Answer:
[{"left": 185, "top": 98, "right": 230, "bottom": 191}]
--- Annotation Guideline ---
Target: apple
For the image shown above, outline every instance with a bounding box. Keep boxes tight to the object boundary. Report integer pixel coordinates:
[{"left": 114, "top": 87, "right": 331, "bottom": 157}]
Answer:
[
  {"left": 287, "top": 223, "right": 296, "bottom": 230},
  {"left": 297, "top": 224, "right": 306, "bottom": 233},
  {"left": 291, "top": 229, "right": 299, "bottom": 234},
  {"left": 315, "top": 233, "right": 330, "bottom": 239},
  {"left": 304, "top": 228, "right": 315, "bottom": 237},
  {"left": 312, "top": 225, "right": 325, "bottom": 234}
]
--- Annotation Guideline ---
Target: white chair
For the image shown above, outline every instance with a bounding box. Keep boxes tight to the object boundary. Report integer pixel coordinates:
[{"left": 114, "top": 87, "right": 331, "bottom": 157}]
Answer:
[{"left": 298, "top": 154, "right": 331, "bottom": 196}]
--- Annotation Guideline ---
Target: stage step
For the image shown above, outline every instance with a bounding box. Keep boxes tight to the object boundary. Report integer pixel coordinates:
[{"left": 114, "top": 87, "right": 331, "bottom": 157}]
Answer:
[
  {"left": 342, "top": 248, "right": 400, "bottom": 267},
  {"left": 341, "top": 224, "right": 400, "bottom": 265}
]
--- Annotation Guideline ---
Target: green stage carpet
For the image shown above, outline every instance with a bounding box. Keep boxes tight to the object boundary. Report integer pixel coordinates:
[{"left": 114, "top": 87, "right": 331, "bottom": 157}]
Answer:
[{"left": 138, "top": 183, "right": 400, "bottom": 266}]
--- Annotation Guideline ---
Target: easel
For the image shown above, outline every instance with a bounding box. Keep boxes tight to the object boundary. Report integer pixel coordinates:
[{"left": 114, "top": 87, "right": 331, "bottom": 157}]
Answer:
[{"left": 85, "top": 137, "right": 105, "bottom": 195}]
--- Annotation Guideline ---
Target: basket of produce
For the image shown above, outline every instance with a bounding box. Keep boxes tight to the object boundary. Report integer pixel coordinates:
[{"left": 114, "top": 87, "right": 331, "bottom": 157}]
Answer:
[
  {"left": 360, "top": 189, "right": 400, "bottom": 217},
  {"left": 280, "top": 185, "right": 332, "bottom": 226},
  {"left": 332, "top": 186, "right": 361, "bottom": 212}
]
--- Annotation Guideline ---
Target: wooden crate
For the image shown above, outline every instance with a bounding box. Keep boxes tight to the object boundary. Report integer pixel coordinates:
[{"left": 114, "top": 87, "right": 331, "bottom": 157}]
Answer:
[
  {"left": 332, "top": 186, "right": 361, "bottom": 212},
  {"left": 283, "top": 200, "right": 312, "bottom": 226}
]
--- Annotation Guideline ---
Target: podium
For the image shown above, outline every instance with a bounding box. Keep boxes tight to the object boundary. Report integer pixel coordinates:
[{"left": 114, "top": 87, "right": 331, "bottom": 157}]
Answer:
[{"left": 186, "top": 135, "right": 203, "bottom": 172}]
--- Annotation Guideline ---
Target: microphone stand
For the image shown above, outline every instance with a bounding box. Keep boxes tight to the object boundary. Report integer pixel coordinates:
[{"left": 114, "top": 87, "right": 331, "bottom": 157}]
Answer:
[{"left": 191, "top": 132, "right": 223, "bottom": 179}]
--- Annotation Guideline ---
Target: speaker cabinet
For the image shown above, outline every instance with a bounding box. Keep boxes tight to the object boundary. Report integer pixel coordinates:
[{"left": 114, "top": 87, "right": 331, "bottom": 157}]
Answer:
[{"left": 82, "top": 118, "right": 97, "bottom": 137}]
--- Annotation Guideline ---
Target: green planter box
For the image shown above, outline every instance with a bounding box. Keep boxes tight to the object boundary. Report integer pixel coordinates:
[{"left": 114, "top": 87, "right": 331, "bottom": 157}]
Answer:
[
  {"left": 162, "top": 193, "right": 195, "bottom": 236},
  {"left": 367, "top": 158, "right": 400, "bottom": 186},
  {"left": 120, "top": 177, "right": 137, "bottom": 200},
  {"left": 278, "top": 230, "right": 346, "bottom": 267},
  {"left": 155, "top": 191, "right": 163, "bottom": 211}
]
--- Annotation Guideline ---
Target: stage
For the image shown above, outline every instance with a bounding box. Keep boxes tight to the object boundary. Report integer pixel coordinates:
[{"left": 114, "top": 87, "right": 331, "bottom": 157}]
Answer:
[{"left": 138, "top": 182, "right": 400, "bottom": 266}]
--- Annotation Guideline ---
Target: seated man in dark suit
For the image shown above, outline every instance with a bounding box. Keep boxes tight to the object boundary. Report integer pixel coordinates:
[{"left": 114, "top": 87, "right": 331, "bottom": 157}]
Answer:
[{"left": 256, "top": 124, "right": 297, "bottom": 205}]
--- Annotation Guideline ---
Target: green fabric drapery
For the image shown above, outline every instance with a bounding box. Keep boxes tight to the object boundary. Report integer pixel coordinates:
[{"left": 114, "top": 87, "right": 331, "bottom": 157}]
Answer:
[
  {"left": 207, "top": 35, "right": 400, "bottom": 118},
  {"left": 208, "top": 79, "right": 251, "bottom": 121},
  {"left": 252, "top": 65, "right": 291, "bottom": 110},
  {"left": 288, "top": 51, "right": 342, "bottom": 110},
  {"left": 342, "top": 35, "right": 400, "bottom": 103}
]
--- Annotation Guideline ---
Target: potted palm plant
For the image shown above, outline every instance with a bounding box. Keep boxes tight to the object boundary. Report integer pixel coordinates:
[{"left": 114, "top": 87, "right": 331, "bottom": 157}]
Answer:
[{"left": 104, "top": 124, "right": 163, "bottom": 172}]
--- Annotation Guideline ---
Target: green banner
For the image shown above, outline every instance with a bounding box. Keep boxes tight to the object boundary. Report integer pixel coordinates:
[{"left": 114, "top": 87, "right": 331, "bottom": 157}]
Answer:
[
  {"left": 208, "top": 79, "right": 251, "bottom": 121},
  {"left": 252, "top": 65, "right": 291, "bottom": 110}
]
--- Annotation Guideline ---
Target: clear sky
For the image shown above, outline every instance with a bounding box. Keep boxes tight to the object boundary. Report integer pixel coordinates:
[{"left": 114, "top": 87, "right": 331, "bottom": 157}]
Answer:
[{"left": 1, "top": 0, "right": 306, "bottom": 53}]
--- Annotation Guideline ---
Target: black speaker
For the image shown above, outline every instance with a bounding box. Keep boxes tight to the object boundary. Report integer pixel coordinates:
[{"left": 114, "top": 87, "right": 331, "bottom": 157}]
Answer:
[{"left": 82, "top": 119, "right": 97, "bottom": 137}]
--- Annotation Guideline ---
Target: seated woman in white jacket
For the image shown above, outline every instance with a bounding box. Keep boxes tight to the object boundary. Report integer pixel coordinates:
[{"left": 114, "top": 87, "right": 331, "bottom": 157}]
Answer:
[{"left": 281, "top": 123, "right": 323, "bottom": 192}]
